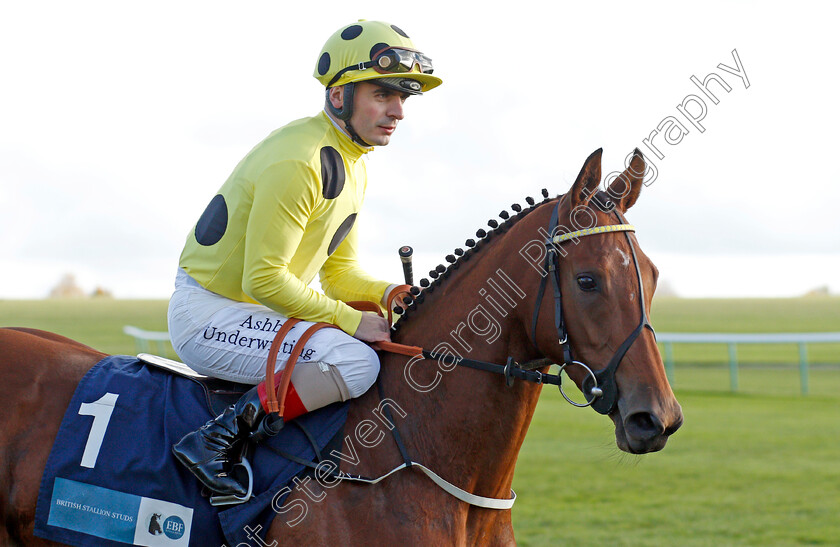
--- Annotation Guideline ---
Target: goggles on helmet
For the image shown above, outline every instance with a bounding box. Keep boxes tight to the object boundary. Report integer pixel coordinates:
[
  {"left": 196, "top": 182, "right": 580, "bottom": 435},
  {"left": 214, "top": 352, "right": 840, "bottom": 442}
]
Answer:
[
  {"left": 326, "top": 47, "right": 435, "bottom": 88},
  {"left": 372, "top": 47, "right": 434, "bottom": 75}
]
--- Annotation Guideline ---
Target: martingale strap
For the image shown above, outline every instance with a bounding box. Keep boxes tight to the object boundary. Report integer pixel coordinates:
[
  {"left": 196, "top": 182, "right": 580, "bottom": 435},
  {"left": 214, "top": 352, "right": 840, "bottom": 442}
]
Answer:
[
  {"left": 259, "top": 298, "right": 519, "bottom": 510},
  {"left": 265, "top": 372, "right": 517, "bottom": 510},
  {"left": 258, "top": 231, "right": 654, "bottom": 507},
  {"left": 268, "top": 452, "right": 517, "bottom": 510}
]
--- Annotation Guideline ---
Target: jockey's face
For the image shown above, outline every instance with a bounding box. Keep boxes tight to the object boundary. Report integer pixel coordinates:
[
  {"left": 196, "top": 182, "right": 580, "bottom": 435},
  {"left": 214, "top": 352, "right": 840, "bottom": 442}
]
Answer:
[{"left": 330, "top": 82, "right": 409, "bottom": 146}]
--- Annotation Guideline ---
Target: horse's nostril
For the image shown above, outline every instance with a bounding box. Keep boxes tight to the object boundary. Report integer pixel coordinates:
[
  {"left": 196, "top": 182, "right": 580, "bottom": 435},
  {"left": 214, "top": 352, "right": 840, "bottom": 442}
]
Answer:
[
  {"left": 624, "top": 412, "right": 663, "bottom": 440},
  {"left": 664, "top": 414, "right": 684, "bottom": 436}
]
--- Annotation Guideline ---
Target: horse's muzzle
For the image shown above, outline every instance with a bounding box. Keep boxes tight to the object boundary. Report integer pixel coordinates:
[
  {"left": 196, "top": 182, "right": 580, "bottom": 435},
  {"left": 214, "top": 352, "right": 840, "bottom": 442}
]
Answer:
[{"left": 618, "top": 406, "right": 684, "bottom": 454}]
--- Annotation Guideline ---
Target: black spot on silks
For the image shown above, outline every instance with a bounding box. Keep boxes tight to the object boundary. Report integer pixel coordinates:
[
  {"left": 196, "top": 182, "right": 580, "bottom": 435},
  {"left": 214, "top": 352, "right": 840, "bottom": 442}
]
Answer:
[
  {"left": 341, "top": 25, "right": 363, "bottom": 40},
  {"left": 317, "top": 52, "right": 330, "bottom": 76},
  {"left": 194, "top": 194, "right": 228, "bottom": 246},
  {"left": 327, "top": 214, "right": 357, "bottom": 256},
  {"left": 320, "top": 146, "right": 346, "bottom": 199}
]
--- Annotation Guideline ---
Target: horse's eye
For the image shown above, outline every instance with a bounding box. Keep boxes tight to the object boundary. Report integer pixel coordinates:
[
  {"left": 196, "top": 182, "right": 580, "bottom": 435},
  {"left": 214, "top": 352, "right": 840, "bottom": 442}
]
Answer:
[{"left": 577, "top": 275, "right": 597, "bottom": 291}]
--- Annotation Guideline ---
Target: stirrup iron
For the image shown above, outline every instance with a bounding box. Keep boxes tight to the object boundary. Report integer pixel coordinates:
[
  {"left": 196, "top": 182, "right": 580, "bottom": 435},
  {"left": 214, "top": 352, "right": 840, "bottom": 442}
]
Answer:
[{"left": 209, "top": 458, "right": 254, "bottom": 506}]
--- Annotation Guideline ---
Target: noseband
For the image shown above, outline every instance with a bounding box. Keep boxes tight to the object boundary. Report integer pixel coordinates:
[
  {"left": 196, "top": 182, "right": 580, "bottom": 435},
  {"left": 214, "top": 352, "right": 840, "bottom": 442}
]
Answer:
[
  {"left": 529, "top": 195, "right": 655, "bottom": 415},
  {"left": 371, "top": 195, "right": 656, "bottom": 416}
]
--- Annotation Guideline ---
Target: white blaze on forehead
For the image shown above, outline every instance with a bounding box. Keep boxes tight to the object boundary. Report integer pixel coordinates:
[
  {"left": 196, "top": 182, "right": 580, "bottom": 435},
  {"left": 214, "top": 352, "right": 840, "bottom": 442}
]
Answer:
[{"left": 616, "top": 247, "right": 630, "bottom": 267}]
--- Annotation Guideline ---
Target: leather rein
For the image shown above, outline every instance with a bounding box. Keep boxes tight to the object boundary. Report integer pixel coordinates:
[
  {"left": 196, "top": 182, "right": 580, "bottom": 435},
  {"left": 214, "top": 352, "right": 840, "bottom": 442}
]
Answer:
[
  {"left": 264, "top": 196, "right": 653, "bottom": 419},
  {"left": 373, "top": 197, "right": 654, "bottom": 416},
  {"left": 259, "top": 196, "right": 654, "bottom": 509}
]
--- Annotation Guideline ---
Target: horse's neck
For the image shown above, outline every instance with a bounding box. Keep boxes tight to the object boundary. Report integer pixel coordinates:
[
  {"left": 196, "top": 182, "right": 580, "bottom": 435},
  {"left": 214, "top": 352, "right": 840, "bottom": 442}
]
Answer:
[{"left": 376, "top": 228, "right": 546, "bottom": 500}]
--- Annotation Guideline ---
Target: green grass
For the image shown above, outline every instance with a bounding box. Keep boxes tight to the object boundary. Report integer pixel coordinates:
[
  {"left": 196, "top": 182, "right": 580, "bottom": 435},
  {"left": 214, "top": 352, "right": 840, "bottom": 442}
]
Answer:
[
  {"left": 1, "top": 297, "right": 839, "bottom": 544},
  {"left": 2, "top": 296, "right": 837, "bottom": 363},
  {"left": 0, "top": 298, "right": 171, "bottom": 356},
  {"left": 513, "top": 389, "right": 840, "bottom": 546},
  {"left": 652, "top": 297, "right": 840, "bottom": 365},
  {"left": 651, "top": 297, "right": 840, "bottom": 333}
]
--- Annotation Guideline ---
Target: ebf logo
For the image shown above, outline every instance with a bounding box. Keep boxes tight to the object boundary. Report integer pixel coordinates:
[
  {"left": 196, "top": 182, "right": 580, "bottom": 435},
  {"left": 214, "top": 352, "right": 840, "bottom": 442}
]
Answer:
[{"left": 163, "top": 516, "right": 186, "bottom": 540}]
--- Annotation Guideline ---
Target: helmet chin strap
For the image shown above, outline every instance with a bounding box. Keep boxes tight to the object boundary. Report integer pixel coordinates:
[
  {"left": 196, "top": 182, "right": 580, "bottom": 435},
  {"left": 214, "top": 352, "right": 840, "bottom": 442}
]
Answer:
[{"left": 325, "top": 83, "right": 373, "bottom": 148}]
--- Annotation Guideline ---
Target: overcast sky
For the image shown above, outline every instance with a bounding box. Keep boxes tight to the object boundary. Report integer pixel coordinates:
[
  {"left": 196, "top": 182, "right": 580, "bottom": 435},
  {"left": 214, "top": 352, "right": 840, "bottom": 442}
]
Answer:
[{"left": 1, "top": 1, "right": 838, "bottom": 299}]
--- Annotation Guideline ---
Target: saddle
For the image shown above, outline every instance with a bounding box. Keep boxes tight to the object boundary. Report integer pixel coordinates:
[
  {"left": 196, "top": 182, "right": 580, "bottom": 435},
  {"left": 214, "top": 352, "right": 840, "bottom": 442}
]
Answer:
[
  {"left": 132, "top": 288, "right": 415, "bottom": 507},
  {"left": 34, "top": 353, "right": 351, "bottom": 547},
  {"left": 137, "top": 353, "right": 248, "bottom": 414}
]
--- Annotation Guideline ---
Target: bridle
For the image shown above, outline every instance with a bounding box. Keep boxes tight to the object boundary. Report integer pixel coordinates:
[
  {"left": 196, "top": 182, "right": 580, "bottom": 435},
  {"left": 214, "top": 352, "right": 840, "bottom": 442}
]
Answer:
[
  {"left": 266, "top": 195, "right": 656, "bottom": 422},
  {"left": 528, "top": 194, "right": 655, "bottom": 414},
  {"left": 368, "top": 193, "right": 656, "bottom": 415},
  {"left": 260, "top": 194, "right": 657, "bottom": 510}
]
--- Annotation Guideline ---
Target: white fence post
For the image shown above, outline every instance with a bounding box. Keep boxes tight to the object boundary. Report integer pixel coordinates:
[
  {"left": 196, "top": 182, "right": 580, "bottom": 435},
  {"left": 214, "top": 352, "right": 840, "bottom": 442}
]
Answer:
[
  {"left": 123, "top": 326, "right": 839, "bottom": 395},
  {"left": 728, "top": 343, "right": 738, "bottom": 393},
  {"left": 798, "top": 343, "right": 809, "bottom": 396},
  {"left": 656, "top": 332, "right": 840, "bottom": 395},
  {"left": 123, "top": 325, "right": 172, "bottom": 357}
]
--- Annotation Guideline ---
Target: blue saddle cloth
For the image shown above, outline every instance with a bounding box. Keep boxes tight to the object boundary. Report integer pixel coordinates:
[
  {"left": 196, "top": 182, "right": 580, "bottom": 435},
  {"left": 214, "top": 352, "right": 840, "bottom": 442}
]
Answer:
[{"left": 33, "top": 355, "right": 348, "bottom": 546}]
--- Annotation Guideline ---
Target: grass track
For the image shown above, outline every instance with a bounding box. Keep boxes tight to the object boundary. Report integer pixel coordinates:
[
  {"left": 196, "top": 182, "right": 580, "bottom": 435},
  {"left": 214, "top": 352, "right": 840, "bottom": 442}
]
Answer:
[
  {"left": 1, "top": 298, "right": 839, "bottom": 544},
  {"left": 0, "top": 299, "right": 170, "bottom": 355},
  {"left": 652, "top": 297, "right": 840, "bottom": 364},
  {"left": 513, "top": 389, "right": 840, "bottom": 546}
]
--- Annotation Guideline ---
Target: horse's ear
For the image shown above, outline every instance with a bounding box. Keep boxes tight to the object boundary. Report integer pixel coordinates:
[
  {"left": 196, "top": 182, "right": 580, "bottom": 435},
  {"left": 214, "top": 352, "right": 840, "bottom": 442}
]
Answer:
[
  {"left": 608, "top": 148, "right": 646, "bottom": 212},
  {"left": 569, "top": 148, "right": 602, "bottom": 209}
]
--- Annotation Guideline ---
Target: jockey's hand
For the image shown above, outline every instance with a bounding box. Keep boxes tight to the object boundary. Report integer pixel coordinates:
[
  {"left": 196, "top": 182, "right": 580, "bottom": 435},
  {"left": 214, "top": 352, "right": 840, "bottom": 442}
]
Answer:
[
  {"left": 353, "top": 312, "right": 391, "bottom": 343},
  {"left": 381, "top": 283, "right": 415, "bottom": 311}
]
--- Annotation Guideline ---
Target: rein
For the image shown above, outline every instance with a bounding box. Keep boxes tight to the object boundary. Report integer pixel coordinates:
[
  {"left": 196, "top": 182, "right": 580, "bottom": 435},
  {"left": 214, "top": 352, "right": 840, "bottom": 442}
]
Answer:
[
  {"left": 261, "top": 198, "right": 654, "bottom": 509},
  {"left": 377, "top": 197, "right": 653, "bottom": 415},
  {"left": 263, "top": 310, "right": 519, "bottom": 510}
]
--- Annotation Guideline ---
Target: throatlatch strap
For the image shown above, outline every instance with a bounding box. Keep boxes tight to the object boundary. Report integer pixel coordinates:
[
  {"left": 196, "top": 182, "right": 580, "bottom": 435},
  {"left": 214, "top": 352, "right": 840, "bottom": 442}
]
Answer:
[{"left": 528, "top": 200, "right": 573, "bottom": 365}]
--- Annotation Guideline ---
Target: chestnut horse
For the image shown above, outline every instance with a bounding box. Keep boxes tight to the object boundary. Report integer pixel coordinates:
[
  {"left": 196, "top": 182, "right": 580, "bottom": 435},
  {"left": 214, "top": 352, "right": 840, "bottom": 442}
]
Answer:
[{"left": 0, "top": 149, "right": 682, "bottom": 545}]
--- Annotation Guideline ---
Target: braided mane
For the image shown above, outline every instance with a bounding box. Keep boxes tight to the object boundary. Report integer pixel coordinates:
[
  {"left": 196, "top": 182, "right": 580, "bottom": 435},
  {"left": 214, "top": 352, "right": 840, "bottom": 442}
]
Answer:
[{"left": 391, "top": 189, "right": 555, "bottom": 333}]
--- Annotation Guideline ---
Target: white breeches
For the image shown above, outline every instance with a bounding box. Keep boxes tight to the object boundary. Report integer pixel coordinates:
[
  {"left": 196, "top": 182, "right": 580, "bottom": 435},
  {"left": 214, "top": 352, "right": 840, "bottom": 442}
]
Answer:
[{"left": 167, "top": 269, "right": 380, "bottom": 405}]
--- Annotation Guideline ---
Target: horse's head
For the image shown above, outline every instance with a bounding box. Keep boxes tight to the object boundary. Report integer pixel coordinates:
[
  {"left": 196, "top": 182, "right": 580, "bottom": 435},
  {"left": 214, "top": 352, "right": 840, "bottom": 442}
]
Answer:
[{"left": 529, "top": 148, "right": 683, "bottom": 454}]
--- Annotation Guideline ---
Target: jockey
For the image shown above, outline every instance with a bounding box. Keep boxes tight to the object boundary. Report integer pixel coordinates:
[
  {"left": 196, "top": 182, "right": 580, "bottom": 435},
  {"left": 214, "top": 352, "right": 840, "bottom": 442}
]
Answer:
[{"left": 168, "top": 20, "right": 442, "bottom": 497}]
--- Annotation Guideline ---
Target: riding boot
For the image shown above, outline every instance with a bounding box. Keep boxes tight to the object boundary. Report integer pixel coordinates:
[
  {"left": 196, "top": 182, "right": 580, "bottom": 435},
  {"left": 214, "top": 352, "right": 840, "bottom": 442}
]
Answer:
[
  {"left": 171, "top": 385, "right": 280, "bottom": 497},
  {"left": 173, "top": 361, "right": 345, "bottom": 496}
]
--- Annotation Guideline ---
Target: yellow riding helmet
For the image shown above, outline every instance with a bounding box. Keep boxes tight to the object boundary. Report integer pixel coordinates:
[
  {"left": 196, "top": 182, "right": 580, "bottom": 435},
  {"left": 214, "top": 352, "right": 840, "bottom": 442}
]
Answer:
[{"left": 314, "top": 20, "right": 442, "bottom": 95}]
